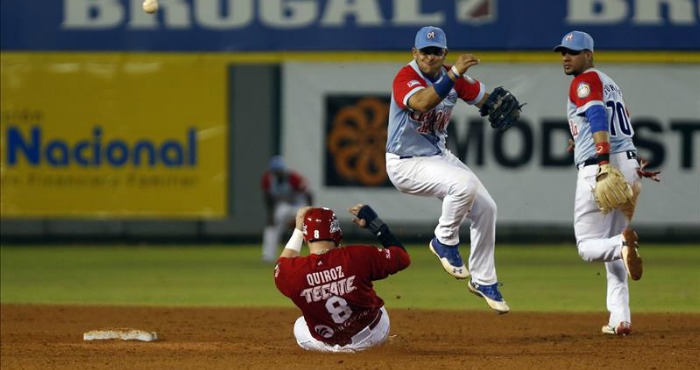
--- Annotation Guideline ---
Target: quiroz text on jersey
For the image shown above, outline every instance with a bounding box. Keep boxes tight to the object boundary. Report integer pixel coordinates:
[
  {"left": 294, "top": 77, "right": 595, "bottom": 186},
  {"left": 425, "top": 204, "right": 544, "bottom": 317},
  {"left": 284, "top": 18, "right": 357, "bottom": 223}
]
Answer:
[{"left": 300, "top": 267, "right": 356, "bottom": 303}]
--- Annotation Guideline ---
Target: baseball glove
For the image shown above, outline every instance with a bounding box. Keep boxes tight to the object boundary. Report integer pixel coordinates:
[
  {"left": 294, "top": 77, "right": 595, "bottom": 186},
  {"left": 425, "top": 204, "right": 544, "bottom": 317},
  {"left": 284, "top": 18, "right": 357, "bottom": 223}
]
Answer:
[
  {"left": 479, "top": 87, "right": 525, "bottom": 132},
  {"left": 593, "top": 164, "right": 634, "bottom": 214}
]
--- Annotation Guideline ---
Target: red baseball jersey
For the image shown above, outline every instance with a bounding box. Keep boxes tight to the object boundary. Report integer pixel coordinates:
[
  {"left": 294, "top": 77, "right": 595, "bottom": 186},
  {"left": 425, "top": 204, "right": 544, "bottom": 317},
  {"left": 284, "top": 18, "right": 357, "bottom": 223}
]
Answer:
[
  {"left": 274, "top": 245, "right": 410, "bottom": 346},
  {"left": 261, "top": 170, "right": 308, "bottom": 203}
]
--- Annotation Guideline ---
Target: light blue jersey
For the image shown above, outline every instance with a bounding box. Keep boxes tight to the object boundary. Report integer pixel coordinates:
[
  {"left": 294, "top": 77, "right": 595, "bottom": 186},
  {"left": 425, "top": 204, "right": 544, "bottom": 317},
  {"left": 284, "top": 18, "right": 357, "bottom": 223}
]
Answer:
[
  {"left": 387, "top": 60, "right": 485, "bottom": 157},
  {"left": 566, "top": 68, "right": 636, "bottom": 165}
]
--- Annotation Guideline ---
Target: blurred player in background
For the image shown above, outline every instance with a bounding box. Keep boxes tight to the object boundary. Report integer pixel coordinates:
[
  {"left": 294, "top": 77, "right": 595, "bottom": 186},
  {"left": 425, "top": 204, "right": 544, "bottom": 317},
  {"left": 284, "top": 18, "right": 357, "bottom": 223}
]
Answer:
[
  {"left": 385, "top": 26, "right": 522, "bottom": 314},
  {"left": 261, "top": 155, "right": 313, "bottom": 263},
  {"left": 554, "top": 30, "right": 659, "bottom": 336},
  {"left": 274, "top": 204, "right": 410, "bottom": 352}
]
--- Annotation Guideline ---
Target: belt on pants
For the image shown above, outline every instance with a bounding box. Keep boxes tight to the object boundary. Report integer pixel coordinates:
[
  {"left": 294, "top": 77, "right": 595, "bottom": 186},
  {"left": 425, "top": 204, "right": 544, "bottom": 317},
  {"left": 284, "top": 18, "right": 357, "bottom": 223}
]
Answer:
[
  {"left": 350, "top": 309, "right": 383, "bottom": 345},
  {"left": 368, "top": 310, "right": 383, "bottom": 330},
  {"left": 386, "top": 152, "right": 438, "bottom": 160},
  {"left": 576, "top": 150, "right": 637, "bottom": 170},
  {"left": 386, "top": 153, "right": 414, "bottom": 159}
]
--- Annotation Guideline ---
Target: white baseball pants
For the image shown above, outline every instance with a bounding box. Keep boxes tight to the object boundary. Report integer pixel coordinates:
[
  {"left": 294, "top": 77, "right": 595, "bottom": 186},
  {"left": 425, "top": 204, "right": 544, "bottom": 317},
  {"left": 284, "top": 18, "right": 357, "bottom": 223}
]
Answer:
[
  {"left": 574, "top": 151, "right": 641, "bottom": 326},
  {"left": 386, "top": 150, "right": 498, "bottom": 284},
  {"left": 262, "top": 202, "right": 303, "bottom": 262},
  {"left": 293, "top": 307, "right": 390, "bottom": 353}
]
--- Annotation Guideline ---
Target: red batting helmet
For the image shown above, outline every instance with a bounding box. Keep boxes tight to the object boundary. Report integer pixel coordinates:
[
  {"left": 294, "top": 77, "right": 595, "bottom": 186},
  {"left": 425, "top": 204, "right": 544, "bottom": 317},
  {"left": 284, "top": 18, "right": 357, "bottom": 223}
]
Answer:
[{"left": 303, "top": 207, "right": 343, "bottom": 246}]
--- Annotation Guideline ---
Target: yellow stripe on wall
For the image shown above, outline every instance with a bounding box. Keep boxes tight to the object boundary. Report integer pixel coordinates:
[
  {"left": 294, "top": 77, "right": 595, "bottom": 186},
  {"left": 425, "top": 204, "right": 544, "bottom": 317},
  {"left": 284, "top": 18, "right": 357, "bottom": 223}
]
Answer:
[{"left": 3, "top": 51, "right": 699, "bottom": 64}]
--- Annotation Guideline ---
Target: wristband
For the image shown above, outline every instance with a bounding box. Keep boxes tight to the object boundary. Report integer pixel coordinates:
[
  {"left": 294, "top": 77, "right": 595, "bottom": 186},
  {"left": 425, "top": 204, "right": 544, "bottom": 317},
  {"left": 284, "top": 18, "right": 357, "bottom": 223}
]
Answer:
[
  {"left": 433, "top": 75, "right": 455, "bottom": 99},
  {"left": 367, "top": 217, "right": 385, "bottom": 236},
  {"left": 376, "top": 224, "right": 405, "bottom": 250},
  {"left": 450, "top": 65, "right": 462, "bottom": 78},
  {"left": 595, "top": 141, "right": 610, "bottom": 165},
  {"left": 284, "top": 228, "right": 304, "bottom": 253}
]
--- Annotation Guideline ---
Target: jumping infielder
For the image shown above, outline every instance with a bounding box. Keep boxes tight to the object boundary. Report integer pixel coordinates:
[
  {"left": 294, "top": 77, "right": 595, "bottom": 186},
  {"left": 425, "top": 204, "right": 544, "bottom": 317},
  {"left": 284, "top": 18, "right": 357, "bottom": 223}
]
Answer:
[
  {"left": 385, "top": 26, "right": 523, "bottom": 314},
  {"left": 554, "top": 31, "right": 659, "bottom": 336}
]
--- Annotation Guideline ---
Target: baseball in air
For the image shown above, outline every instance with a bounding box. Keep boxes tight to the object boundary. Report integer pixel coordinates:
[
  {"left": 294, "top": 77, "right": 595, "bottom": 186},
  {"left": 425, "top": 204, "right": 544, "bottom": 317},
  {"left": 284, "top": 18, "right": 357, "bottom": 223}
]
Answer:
[{"left": 143, "top": 0, "right": 159, "bottom": 14}]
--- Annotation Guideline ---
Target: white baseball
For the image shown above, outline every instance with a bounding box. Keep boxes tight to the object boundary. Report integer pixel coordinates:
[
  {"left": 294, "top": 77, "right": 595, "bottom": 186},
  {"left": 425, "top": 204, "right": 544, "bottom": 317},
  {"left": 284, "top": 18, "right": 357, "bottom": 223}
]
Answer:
[{"left": 143, "top": 0, "right": 159, "bottom": 14}]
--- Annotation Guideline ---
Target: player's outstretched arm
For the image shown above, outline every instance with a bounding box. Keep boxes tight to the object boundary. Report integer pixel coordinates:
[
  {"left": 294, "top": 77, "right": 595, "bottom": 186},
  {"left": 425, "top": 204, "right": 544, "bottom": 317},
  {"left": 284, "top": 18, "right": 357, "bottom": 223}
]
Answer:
[
  {"left": 348, "top": 204, "right": 405, "bottom": 250},
  {"left": 408, "top": 53, "right": 480, "bottom": 113},
  {"left": 477, "top": 86, "right": 525, "bottom": 132},
  {"left": 279, "top": 206, "right": 313, "bottom": 258}
]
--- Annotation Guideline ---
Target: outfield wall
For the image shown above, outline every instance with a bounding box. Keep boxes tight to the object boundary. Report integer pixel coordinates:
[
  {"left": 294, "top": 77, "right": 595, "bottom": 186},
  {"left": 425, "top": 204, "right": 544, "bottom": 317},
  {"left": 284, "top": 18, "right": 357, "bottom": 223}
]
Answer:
[
  {"left": 1, "top": 56, "right": 698, "bottom": 243},
  {"left": 1, "top": 1, "right": 699, "bottom": 242},
  {"left": 283, "top": 62, "right": 700, "bottom": 226}
]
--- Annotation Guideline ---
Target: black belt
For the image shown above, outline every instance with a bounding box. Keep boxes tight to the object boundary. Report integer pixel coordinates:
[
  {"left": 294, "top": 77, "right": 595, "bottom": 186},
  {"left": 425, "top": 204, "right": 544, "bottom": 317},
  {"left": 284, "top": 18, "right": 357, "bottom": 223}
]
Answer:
[
  {"left": 399, "top": 155, "right": 413, "bottom": 159},
  {"left": 577, "top": 150, "right": 637, "bottom": 169},
  {"left": 368, "top": 310, "right": 383, "bottom": 330}
]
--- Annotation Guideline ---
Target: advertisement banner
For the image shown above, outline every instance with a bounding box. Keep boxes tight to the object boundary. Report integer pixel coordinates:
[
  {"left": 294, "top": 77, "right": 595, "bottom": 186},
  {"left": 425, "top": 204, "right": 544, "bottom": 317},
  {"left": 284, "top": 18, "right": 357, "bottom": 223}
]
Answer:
[
  {"left": 325, "top": 96, "right": 392, "bottom": 187},
  {"left": 283, "top": 62, "right": 700, "bottom": 226},
  {"left": 2, "top": 0, "right": 699, "bottom": 51},
  {"left": 0, "top": 54, "right": 228, "bottom": 218}
]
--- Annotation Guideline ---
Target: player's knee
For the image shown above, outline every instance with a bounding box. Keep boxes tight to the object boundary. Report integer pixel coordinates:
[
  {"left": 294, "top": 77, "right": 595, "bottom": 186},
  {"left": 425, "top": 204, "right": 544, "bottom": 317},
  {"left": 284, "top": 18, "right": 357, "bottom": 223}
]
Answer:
[
  {"left": 471, "top": 190, "right": 497, "bottom": 218},
  {"left": 449, "top": 181, "right": 476, "bottom": 200},
  {"left": 577, "top": 244, "right": 596, "bottom": 262}
]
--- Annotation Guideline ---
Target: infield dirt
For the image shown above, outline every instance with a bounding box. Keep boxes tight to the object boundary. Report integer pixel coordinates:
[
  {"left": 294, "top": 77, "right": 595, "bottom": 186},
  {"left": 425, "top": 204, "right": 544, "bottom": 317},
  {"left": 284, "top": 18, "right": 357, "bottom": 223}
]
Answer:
[{"left": 1, "top": 305, "right": 698, "bottom": 369}]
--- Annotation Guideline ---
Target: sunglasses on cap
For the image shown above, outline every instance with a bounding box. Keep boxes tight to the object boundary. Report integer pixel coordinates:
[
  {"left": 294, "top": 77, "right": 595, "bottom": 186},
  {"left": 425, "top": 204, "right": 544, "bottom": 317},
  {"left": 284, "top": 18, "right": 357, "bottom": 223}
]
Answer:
[{"left": 419, "top": 47, "right": 446, "bottom": 57}]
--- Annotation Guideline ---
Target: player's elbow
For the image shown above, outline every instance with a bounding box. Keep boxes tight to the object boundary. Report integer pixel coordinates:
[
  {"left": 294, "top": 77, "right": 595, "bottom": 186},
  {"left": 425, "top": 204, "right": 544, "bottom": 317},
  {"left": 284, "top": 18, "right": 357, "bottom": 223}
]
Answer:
[
  {"left": 408, "top": 91, "right": 439, "bottom": 113},
  {"left": 396, "top": 249, "right": 411, "bottom": 271},
  {"left": 411, "top": 100, "right": 438, "bottom": 113},
  {"left": 410, "top": 102, "right": 431, "bottom": 113}
]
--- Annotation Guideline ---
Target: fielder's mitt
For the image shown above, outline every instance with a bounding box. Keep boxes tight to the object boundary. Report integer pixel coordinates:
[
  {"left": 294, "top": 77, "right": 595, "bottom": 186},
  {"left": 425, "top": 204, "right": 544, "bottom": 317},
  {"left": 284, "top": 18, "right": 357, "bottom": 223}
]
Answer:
[
  {"left": 593, "top": 164, "right": 634, "bottom": 214},
  {"left": 479, "top": 87, "right": 525, "bottom": 132}
]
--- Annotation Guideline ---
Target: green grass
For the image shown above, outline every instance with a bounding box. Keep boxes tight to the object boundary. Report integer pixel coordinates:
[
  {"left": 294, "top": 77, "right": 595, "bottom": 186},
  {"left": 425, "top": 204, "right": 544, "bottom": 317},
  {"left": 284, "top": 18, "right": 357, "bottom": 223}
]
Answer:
[{"left": 1, "top": 244, "right": 698, "bottom": 312}]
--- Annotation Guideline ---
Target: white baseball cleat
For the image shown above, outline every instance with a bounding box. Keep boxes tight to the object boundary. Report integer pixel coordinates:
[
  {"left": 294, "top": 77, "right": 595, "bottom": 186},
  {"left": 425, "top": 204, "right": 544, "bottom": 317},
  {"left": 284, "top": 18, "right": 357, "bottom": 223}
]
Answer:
[
  {"left": 429, "top": 238, "right": 469, "bottom": 279},
  {"left": 602, "top": 321, "right": 631, "bottom": 336},
  {"left": 467, "top": 280, "right": 510, "bottom": 314}
]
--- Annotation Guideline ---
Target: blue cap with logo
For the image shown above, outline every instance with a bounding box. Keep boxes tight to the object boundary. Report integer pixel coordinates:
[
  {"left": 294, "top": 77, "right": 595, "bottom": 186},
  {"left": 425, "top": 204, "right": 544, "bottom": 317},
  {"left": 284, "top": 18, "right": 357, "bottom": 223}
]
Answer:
[
  {"left": 268, "top": 155, "right": 286, "bottom": 171},
  {"left": 553, "top": 31, "right": 594, "bottom": 52},
  {"left": 415, "top": 26, "right": 447, "bottom": 50}
]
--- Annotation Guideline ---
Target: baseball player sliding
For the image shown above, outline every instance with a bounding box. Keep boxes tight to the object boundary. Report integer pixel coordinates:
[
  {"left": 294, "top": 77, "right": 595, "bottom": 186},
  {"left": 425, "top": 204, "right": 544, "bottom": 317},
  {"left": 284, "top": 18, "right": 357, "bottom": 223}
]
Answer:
[
  {"left": 274, "top": 204, "right": 410, "bottom": 352},
  {"left": 385, "top": 26, "right": 523, "bottom": 314},
  {"left": 554, "top": 31, "right": 660, "bottom": 336}
]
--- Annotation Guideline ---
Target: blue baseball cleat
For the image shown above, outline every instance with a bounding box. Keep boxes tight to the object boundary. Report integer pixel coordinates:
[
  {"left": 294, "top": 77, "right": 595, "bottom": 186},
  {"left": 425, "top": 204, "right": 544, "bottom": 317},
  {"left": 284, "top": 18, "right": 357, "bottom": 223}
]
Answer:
[
  {"left": 467, "top": 280, "right": 510, "bottom": 314},
  {"left": 429, "top": 238, "right": 469, "bottom": 279}
]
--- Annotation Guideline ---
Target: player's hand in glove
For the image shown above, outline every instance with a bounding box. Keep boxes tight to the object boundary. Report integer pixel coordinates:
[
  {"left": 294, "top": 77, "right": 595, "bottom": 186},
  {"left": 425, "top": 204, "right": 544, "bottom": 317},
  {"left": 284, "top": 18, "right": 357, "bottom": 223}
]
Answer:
[
  {"left": 479, "top": 87, "right": 526, "bottom": 132},
  {"left": 349, "top": 204, "right": 385, "bottom": 235},
  {"left": 348, "top": 204, "right": 405, "bottom": 250},
  {"left": 593, "top": 164, "right": 634, "bottom": 214}
]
